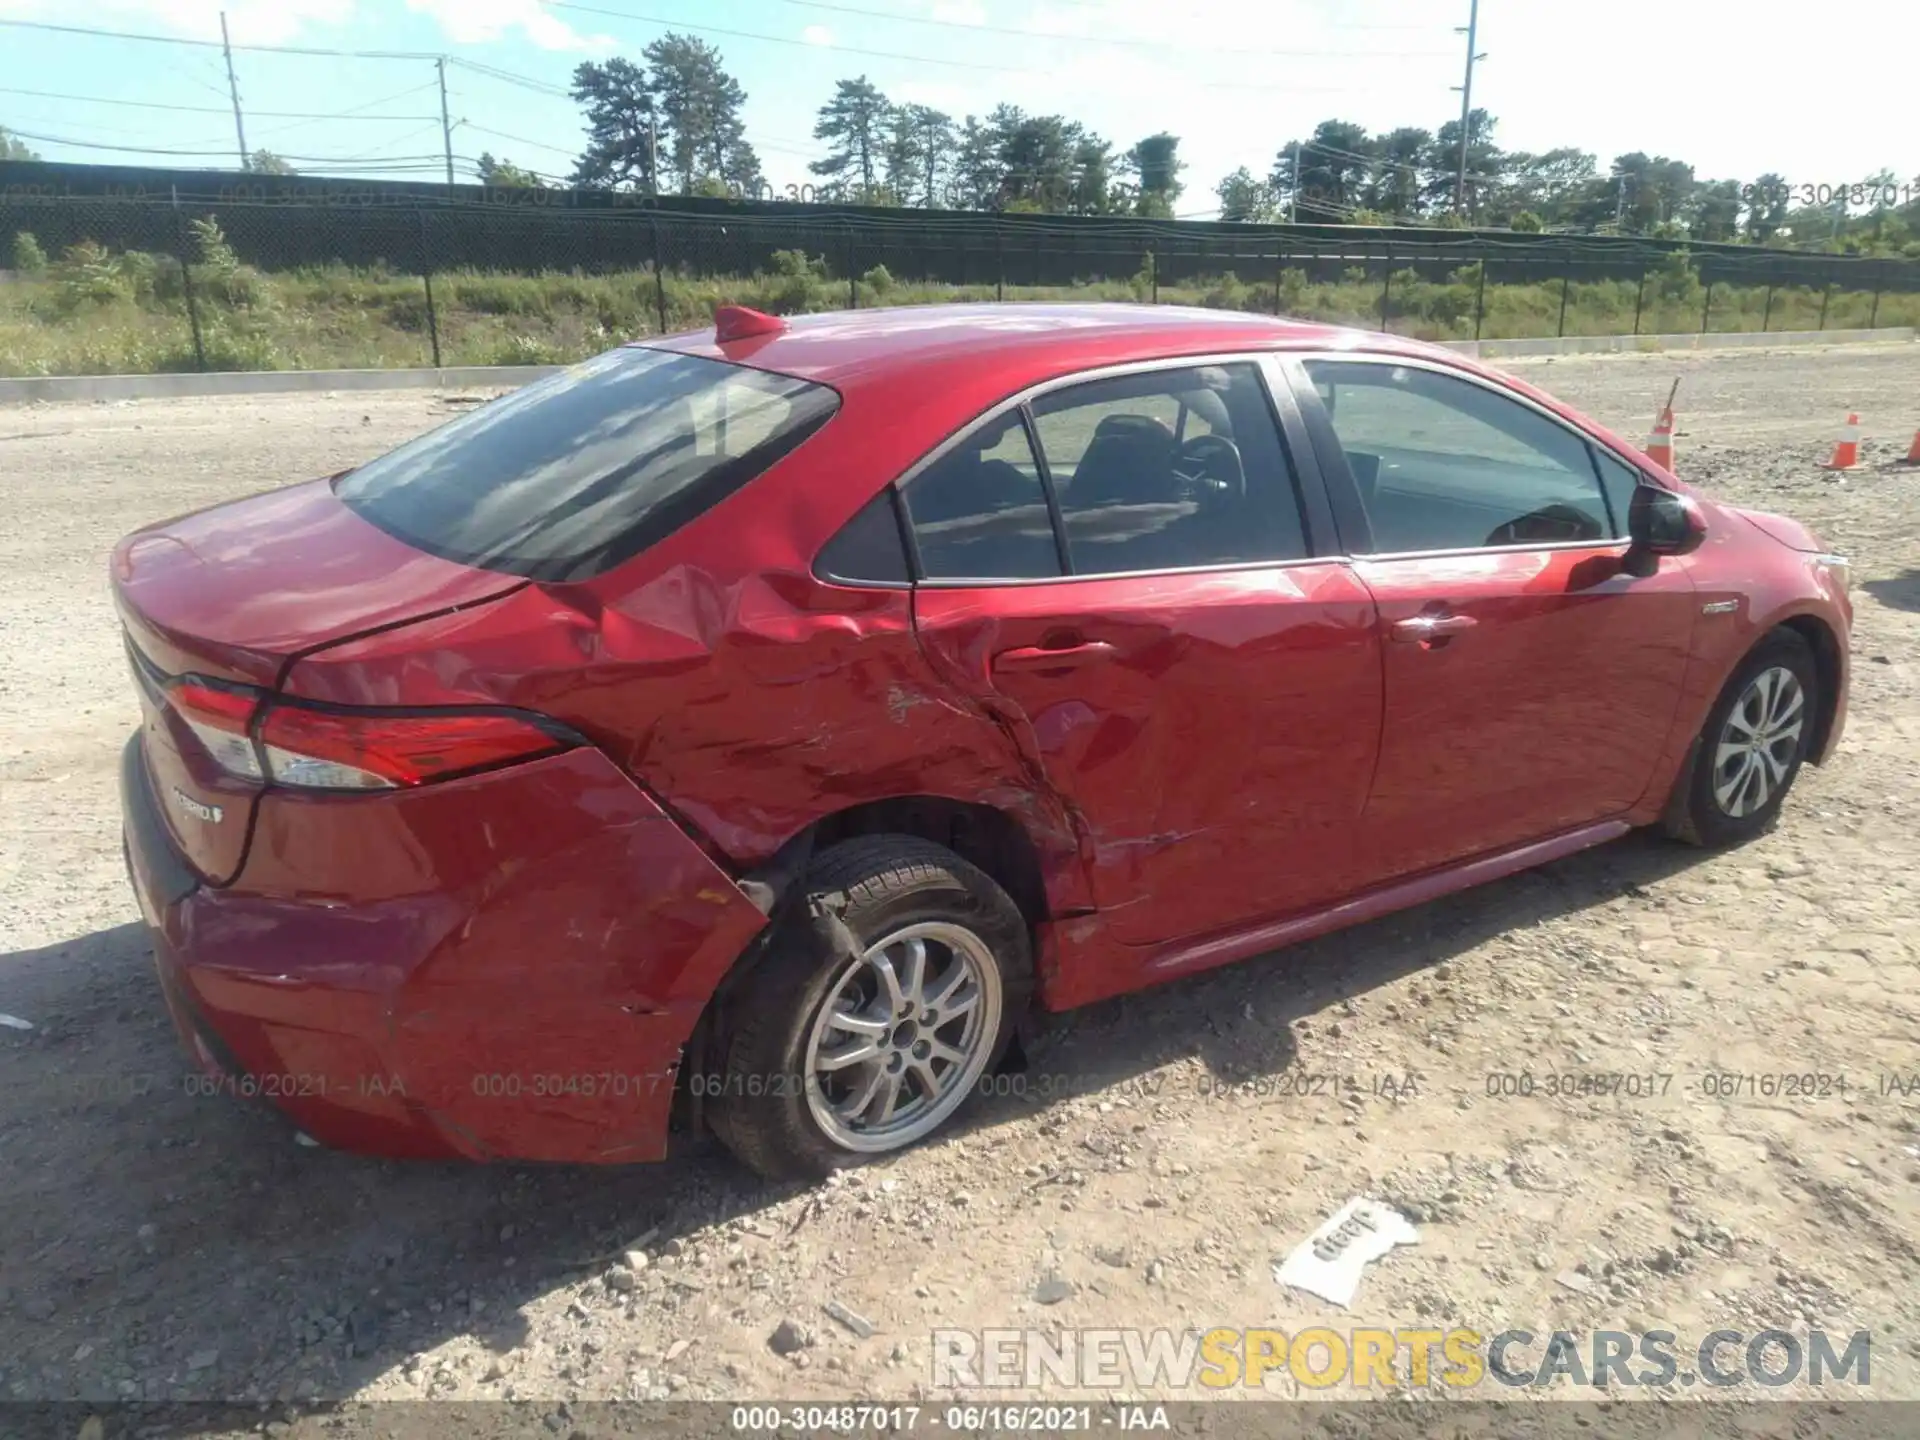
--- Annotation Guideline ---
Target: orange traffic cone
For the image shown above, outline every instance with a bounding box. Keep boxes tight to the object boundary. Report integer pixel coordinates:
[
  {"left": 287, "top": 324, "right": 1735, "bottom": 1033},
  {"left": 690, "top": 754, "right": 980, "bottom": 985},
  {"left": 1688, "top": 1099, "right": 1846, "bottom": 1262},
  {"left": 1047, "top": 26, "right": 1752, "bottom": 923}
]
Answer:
[
  {"left": 1823, "top": 413, "right": 1862, "bottom": 470},
  {"left": 1902, "top": 428, "right": 1920, "bottom": 465},
  {"left": 1644, "top": 405, "right": 1676, "bottom": 472}
]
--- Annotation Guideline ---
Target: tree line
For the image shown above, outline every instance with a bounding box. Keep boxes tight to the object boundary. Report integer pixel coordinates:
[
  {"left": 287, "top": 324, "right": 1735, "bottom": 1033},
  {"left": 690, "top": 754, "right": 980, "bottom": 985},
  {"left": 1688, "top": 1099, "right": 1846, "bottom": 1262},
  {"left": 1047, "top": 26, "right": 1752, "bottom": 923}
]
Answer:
[
  {"left": 525, "top": 41, "right": 1920, "bottom": 255},
  {"left": 9, "top": 26, "right": 1915, "bottom": 258},
  {"left": 1231, "top": 112, "right": 1919, "bottom": 255}
]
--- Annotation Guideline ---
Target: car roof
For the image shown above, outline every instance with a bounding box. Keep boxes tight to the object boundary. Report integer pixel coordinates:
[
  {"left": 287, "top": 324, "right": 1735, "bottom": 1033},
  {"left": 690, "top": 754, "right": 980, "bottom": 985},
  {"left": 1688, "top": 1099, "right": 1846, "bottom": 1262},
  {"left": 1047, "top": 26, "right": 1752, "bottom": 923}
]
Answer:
[{"left": 643, "top": 302, "right": 1454, "bottom": 390}]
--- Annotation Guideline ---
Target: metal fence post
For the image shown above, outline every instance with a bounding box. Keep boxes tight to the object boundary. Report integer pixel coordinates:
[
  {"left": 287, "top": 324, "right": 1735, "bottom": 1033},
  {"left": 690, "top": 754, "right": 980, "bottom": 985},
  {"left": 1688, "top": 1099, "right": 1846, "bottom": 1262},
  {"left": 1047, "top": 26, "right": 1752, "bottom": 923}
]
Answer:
[
  {"left": 1272, "top": 249, "right": 1284, "bottom": 316},
  {"left": 417, "top": 210, "right": 441, "bottom": 369},
  {"left": 1473, "top": 260, "right": 1487, "bottom": 340},
  {"left": 1761, "top": 281, "right": 1775, "bottom": 333},
  {"left": 1556, "top": 257, "right": 1572, "bottom": 338},
  {"left": 1869, "top": 263, "right": 1884, "bottom": 328},
  {"left": 1632, "top": 265, "right": 1648, "bottom": 336},
  {"left": 650, "top": 215, "right": 668, "bottom": 334},
  {"left": 1149, "top": 245, "right": 1158, "bottom": 304},
  {"left": 1818, "top": 280, "right": 1833, "bottom": 331},
  {"left": 996, "top": 233, "right": 1004, "bottom": 302},
  {"left": 1379, "top": 248, "right": 1392, "bottom": 332},
  {"left": 1700, "top": 276, "right": 1714, "bottom": 334},
  {"left": 846, "top": 224, "right": 857, "bottom": 309},
  {"left": 170, "top": 188, "right": 208, "bottom": 372}
]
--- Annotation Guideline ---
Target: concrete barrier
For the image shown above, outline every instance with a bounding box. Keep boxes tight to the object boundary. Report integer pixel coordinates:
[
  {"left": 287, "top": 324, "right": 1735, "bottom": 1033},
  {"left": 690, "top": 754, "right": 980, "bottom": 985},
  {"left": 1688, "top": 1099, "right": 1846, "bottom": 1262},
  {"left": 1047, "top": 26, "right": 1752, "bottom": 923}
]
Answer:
[
  {"left": 1, "top": 327, "right": 1911, "bottom": 404},
  {"left": 1440, "top": 327, "right": 1912, "bottom": 360},
  {"left": 0, "top": 365, "right": 561, "bottom": 405}
]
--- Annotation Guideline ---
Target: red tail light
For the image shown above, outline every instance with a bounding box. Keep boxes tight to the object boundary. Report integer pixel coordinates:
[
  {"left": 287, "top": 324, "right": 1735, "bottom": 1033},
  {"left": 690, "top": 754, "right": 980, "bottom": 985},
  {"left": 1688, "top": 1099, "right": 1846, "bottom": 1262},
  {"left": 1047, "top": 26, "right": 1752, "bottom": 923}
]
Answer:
[
  {"left": 161, "top": 675, "right": 574, "bottom": 791},
  {"left": 170, "top": 681, "right": 266, "bottom": 780},
  {"left": 258, "top": 706, "right": 573, "bottom": 790}
]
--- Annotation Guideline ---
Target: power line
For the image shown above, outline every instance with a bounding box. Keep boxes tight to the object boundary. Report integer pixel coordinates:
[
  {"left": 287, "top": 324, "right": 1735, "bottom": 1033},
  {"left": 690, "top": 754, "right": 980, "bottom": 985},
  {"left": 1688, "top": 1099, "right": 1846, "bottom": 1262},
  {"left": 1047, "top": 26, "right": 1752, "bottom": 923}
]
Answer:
[
  {"left": 463, "top": 125, "right": 579, "bottom": 161},
  {"left": 755, "top": 0, "right": 1456, "bottom": 59},
  {"left": 1, "top": 126, "right": 454, "bottom": 166},
  {"left": 0, "top": 17, "right": 437, "bottom": 60},
  {"left": 542, "top": 1, "right": 1415, "bottom": 90},
  {"left": 445, "top": 57, "right": 572, "bottom": 100},
  {"left": 0, "top": 85, "right": 437, "bottom": 121},
  {"left": 247, "top": 83, "right": 445, "bottom": 141}
]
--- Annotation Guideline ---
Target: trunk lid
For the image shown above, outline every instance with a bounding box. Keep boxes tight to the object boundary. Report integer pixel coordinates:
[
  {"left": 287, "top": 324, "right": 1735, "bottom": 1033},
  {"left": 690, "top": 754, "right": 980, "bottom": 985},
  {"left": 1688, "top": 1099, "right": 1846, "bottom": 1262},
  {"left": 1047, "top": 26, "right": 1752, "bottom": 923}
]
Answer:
[{"left": 113, "top": 478, "right": 524, "bottom": 884}]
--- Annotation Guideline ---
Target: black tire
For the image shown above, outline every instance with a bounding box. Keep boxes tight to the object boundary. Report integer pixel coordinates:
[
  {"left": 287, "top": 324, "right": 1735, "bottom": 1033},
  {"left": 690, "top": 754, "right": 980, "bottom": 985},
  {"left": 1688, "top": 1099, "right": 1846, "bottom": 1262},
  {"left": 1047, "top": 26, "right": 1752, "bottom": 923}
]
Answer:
[
  {"left": 1668, "top": 629, "right": 1819, "bottom": 848},
  {"left": 707, "top": 835, "right": 1031, "bottom": 1181}
]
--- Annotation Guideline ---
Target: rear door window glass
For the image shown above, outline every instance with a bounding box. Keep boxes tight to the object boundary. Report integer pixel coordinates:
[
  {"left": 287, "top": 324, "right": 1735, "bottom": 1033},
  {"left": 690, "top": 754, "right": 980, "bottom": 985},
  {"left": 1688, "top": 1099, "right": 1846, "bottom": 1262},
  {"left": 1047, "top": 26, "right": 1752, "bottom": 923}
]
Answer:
[
  {"left": 1029, "top": 363, "right": 1309, "bottom": 574},
  {"left": 902, "top": 413, "right": 1062, "bottom": 580},
  {"left": 336, "top": 347, "right": 839, "bottom": 581}
]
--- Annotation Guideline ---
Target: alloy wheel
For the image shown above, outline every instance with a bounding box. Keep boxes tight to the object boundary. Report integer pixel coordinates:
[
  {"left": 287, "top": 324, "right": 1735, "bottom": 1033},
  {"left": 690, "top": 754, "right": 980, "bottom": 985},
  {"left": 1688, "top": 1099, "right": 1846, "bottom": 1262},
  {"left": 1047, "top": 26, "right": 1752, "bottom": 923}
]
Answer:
[
  {"left": 802, "top": 921, "right": 1002, "bottom": 1152},
  {"left": 1712, "top": 665, "right": 1806, "bottom": 818}
]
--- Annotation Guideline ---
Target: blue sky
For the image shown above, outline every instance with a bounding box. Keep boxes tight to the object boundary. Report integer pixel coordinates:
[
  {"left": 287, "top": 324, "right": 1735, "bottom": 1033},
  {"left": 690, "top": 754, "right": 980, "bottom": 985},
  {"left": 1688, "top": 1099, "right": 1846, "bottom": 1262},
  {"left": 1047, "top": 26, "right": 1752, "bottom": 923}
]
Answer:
[{"left": 2, "top": 0, "right": 1916, "bottom": 211}]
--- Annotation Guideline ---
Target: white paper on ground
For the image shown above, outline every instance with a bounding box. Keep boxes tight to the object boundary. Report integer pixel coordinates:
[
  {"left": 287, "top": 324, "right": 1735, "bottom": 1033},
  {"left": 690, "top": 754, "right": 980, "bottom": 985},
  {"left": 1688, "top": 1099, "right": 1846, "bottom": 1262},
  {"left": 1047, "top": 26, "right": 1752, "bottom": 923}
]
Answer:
[
  {"left": 0, "top": 1014, "right": 32, "bottom": 1031},
  {"left": 1272, "top": 1196, "right": 1419, "bottom": 1307}
]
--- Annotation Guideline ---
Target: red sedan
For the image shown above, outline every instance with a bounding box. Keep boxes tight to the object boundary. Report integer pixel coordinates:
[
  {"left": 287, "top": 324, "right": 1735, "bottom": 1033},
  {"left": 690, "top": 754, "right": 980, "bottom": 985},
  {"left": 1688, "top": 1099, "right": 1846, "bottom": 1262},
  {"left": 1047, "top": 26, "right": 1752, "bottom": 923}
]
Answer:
[{"left": 115, "top": 304, "right": 1852, "bottom": 1178}]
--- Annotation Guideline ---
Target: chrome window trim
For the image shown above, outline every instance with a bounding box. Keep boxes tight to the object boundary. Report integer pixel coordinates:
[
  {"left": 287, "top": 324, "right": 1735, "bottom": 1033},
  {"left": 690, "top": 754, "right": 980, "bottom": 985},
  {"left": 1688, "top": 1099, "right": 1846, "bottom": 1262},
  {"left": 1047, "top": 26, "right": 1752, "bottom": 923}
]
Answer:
[
  {"left": 1293, "top": 349, "right": 1649, "bottom": 552},
  {"left": 894, "top": 349, "right": 1320, "bottom": 588},
  {"left": 1353, "top": 536, "right": 1632, "bottom": 565}
]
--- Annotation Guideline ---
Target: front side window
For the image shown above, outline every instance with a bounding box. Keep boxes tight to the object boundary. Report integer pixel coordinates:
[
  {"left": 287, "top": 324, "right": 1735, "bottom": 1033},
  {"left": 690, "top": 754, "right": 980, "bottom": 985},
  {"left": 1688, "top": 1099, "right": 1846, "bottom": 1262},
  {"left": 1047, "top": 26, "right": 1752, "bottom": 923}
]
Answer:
[
  {"left": 337, "top": 347, "right": 839, "bottom": 581},
  {"left": 1590, "top": 448, "right": 1646, "bottom": 536},
  {"left": 1305, "top": 360, "right": 1614, "bottom": 554}
]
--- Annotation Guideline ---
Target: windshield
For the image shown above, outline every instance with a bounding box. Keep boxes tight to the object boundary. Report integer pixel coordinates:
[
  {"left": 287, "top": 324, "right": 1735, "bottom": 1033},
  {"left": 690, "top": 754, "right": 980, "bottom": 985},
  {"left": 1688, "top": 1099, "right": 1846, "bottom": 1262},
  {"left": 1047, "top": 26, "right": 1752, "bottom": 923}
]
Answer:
[{"left": 335, "top": 347, "right": 839, "bottom": 581}]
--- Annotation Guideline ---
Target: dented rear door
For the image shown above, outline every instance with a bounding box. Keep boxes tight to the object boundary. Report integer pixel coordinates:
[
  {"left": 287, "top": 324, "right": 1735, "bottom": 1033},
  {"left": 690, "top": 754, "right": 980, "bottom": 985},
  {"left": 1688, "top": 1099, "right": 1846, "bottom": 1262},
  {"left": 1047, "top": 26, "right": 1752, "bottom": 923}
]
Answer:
[
  {"left": 913, "top": 568, "right": 1381, "bottom": 947},
  {"left": 904, "top": 357, "right": 1383, "bottom": 948}
]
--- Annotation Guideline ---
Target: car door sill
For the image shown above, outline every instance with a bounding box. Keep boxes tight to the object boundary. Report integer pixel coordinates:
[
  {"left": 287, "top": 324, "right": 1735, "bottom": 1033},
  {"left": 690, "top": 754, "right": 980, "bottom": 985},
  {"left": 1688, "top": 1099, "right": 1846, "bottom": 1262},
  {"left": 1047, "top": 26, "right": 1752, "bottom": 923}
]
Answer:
[{"left": 1144, "top": 818, "right": 1633, "bottom": 981}]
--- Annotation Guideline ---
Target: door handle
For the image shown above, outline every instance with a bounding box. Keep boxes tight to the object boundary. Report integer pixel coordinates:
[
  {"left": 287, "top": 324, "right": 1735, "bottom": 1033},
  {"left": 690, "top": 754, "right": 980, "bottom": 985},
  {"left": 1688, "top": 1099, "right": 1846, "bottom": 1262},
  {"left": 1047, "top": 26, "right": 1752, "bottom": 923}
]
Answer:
[
  {"left": 1389, "top": 613, "right": 1478, "bottom": 643},
  {"left": 992, "top": 641, "right": 1120, "bottom": 672}
]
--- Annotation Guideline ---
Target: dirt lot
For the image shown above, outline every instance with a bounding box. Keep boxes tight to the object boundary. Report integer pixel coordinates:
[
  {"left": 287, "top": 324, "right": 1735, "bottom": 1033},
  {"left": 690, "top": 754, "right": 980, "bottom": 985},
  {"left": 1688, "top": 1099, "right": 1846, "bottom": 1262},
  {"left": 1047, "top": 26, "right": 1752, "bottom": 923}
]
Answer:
[{"left": 2, "top": 342, "right": 1919, "bottom": 1428}]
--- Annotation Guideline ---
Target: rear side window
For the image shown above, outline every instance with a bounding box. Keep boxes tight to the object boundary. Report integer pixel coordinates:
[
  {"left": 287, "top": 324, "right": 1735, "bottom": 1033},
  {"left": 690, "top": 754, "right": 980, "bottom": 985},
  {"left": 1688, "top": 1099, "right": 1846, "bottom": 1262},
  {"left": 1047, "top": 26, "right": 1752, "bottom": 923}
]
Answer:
[
  {"left": 817, "top": 490, "right": 911, "bottom": 586},
  {"left": 901, "top": 412, "right": 1062, "bottom": 580},
  {"left": 1029, "top": 363, "right": 1307, "bottom": 573},
  {"left": 336, "top": 348, "right": 839, "bottom": 581}
]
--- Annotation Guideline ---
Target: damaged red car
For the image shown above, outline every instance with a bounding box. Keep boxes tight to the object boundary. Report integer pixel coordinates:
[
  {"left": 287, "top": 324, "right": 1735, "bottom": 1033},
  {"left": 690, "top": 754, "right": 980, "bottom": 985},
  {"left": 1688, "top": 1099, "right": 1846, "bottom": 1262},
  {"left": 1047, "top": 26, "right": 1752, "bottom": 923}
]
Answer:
[{"left": 116, "top": 304, "right": 1852, "bottom": 1177}]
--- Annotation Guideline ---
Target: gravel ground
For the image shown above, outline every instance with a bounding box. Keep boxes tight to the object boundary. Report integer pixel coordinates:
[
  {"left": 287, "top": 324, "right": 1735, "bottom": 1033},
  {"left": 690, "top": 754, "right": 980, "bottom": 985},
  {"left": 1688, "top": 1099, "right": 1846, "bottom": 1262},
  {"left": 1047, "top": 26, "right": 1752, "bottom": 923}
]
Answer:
[{"left": 2, "top": 342, "right": 1918, "bottom": 1431}]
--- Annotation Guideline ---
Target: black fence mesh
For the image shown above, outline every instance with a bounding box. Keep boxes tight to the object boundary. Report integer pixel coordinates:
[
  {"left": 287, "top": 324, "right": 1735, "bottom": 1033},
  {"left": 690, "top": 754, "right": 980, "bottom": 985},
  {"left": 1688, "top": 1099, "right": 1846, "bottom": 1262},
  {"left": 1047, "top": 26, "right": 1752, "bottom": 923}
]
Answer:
[{"left": 3, "top": 188, "right": 1917, "bottom": 376}]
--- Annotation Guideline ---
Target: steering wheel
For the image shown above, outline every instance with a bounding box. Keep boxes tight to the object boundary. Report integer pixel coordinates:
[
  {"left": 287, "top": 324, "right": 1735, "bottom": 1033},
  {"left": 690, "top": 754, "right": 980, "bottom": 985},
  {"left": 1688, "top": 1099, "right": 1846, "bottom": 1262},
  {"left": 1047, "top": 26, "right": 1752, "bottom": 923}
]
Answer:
[
  {"left": 1171, "top": 434, "right": 1245, "bottom": 504},
  {"left": 1483, "top": 503, "right": 1604, "bottom": 548}
]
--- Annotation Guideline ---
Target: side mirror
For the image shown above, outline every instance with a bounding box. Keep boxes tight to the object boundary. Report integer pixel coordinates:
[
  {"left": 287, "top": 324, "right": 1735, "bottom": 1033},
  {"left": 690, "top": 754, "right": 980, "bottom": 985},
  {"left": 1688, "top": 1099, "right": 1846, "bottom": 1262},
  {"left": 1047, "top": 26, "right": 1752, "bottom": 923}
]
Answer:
[{"left": 1624, "top": 483, "right": 1705, "bottom": 575}]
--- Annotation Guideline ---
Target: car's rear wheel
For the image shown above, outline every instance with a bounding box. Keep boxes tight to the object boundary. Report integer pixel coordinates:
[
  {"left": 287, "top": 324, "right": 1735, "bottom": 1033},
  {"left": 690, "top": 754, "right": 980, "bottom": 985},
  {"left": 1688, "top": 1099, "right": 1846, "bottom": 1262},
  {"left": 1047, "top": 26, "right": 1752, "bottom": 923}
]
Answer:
[
  {"left": 708, "top": 836, "right": 1029, "bottom": 1180},
  {"left": 1669, "top": 629, "right": 1818, "bottom": 848}
]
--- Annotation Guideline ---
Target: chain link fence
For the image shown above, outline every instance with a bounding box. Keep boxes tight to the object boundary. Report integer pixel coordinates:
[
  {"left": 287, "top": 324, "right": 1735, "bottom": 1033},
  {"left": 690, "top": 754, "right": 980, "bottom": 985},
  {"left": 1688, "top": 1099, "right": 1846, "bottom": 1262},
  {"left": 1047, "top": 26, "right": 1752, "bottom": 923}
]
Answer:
[{"left": 4, "top": 191, "right": 1918, "bottom": 376}]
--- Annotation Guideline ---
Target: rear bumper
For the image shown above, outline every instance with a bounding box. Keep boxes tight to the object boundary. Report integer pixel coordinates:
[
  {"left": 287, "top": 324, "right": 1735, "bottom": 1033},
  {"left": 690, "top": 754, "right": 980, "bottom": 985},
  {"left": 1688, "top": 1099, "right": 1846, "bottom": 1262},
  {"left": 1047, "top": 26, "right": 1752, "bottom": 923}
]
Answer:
[{"left": 120, "top": 733, "right": 768, "bottom": 1163}]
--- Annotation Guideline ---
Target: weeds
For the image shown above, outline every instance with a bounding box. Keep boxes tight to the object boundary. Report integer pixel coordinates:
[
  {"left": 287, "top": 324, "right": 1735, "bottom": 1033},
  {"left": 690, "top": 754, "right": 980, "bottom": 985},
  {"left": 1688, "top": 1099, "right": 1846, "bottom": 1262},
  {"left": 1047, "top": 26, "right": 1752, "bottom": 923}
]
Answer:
[{"left": 3, "top": 228, "right": 1916, "bottom": 377}]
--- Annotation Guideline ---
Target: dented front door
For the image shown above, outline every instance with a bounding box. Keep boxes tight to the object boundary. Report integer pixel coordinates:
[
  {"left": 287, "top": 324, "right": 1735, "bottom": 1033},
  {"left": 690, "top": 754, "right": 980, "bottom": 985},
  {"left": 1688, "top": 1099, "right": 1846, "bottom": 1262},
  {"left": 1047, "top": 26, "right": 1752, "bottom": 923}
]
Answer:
[{"left": 912, "top": 564, "right": 1383, "bottom": 947}]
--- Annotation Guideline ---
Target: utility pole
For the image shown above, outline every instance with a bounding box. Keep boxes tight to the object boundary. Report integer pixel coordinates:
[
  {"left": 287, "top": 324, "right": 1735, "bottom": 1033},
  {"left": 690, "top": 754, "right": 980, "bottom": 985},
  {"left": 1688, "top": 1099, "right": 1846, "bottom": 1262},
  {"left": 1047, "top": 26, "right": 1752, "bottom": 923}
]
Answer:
[
  {"left": 1288, "top": 143, "right": 1300, "bottom": 223},
  {"left": 649, "top": 122, "right": 660, "bottom": 197},
  {"left": 436, "top": 57, "right": 455, "bottom": 186},
  {"left": 219, "top": 12, "right": 248, "bottom": 169},
  {"left": 1451, "top": 0, "right": 1484, "bottom": 218}
]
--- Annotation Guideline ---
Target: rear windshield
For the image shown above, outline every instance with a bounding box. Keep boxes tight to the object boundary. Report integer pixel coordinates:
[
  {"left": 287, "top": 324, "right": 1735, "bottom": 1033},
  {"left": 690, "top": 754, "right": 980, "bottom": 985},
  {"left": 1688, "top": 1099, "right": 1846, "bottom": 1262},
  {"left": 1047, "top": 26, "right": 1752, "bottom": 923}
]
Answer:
[{"left": 335, "top": 347, "right": 839, "bottom": 581}]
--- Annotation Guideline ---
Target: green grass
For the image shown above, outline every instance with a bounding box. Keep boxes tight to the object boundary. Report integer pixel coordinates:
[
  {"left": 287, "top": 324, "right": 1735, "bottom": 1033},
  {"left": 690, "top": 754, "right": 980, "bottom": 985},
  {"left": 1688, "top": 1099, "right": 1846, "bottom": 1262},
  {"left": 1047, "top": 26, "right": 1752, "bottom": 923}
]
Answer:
[{"left": 3, "top": 240, "right": 1916, "bottom": 377}]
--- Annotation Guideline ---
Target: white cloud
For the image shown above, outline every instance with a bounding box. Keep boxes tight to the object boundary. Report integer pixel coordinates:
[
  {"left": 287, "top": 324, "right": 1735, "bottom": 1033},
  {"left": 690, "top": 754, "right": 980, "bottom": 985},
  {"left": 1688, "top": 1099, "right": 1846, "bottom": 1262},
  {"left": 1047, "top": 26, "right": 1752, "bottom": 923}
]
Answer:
[
  {"left": 802, "top": 24, "right": 834, "bottom": 46},
  {"left": 404, "top": 0, "right": 611, "bottom": 52}
]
